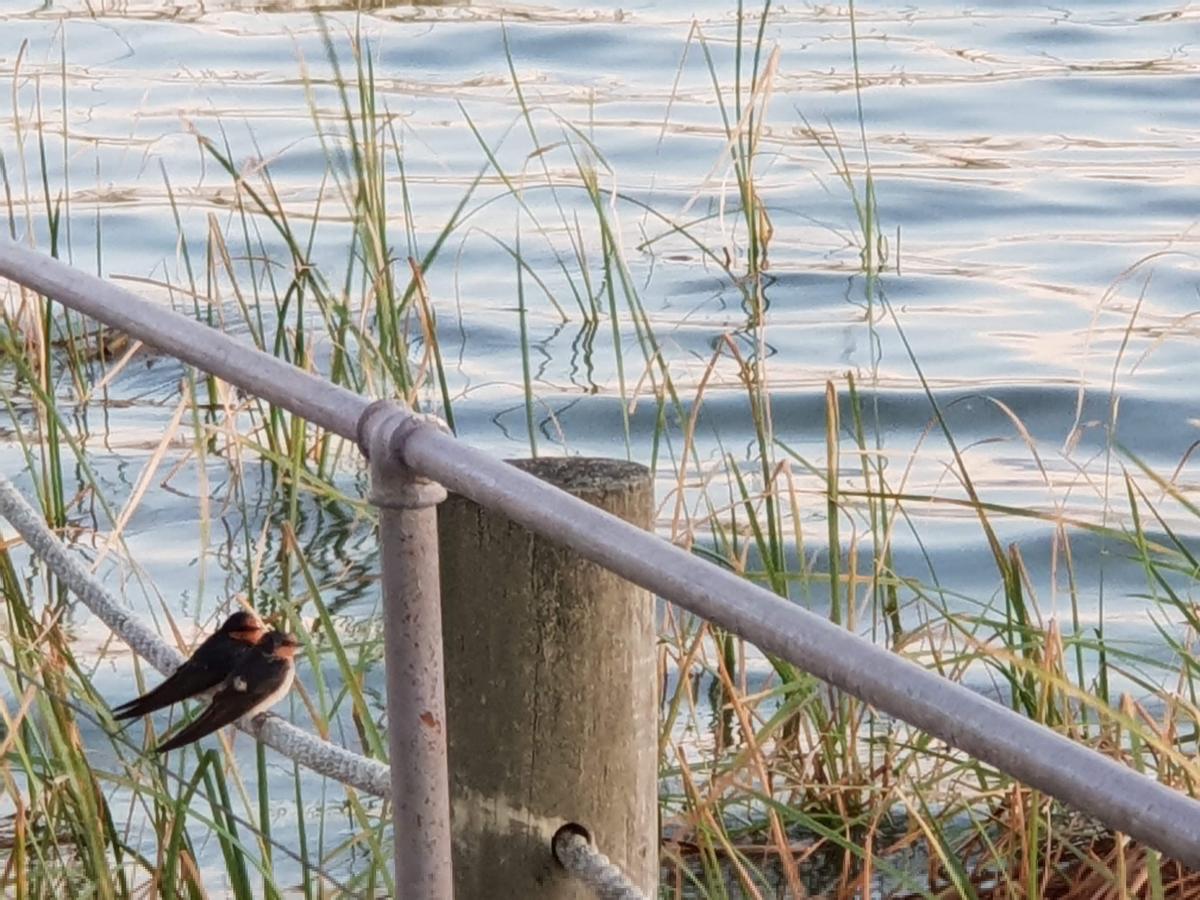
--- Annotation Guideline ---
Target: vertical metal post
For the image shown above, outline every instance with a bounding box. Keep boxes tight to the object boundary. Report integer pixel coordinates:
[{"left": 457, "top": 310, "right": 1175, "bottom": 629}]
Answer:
[{"left": 359, "top": 401, "right": 454, "bottom": 898}]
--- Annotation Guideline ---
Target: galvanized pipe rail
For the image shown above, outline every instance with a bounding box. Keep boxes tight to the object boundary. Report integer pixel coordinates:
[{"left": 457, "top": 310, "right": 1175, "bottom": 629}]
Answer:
[{"left": 3, "top": 238, "right": 1200, "bottom": 875}]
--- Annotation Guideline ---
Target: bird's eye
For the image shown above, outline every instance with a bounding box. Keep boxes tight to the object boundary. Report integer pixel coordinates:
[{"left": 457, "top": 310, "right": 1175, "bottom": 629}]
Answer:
[{"left": 233, "top": 677, "right": 248, "bottom": 692}]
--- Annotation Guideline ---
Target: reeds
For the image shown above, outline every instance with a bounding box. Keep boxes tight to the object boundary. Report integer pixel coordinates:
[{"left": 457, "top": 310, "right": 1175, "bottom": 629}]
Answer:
[{"left": 0, "top": 5, "right": 1197, "bottom": 898}]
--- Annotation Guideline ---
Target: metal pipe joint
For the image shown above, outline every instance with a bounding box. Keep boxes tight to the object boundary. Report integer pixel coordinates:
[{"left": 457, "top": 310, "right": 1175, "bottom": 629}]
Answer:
[{"left": 358, "top": 400, "right": 448, "bottom": 510}]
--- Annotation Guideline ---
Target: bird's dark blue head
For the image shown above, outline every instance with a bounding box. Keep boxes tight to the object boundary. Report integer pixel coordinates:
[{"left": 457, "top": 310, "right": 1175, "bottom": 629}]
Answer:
[
  {"left": 218, "top": 610, "right": 266, "bottom": 643},
  {"left": 259, "top": 630, "right": 301, "bottom": 659}
]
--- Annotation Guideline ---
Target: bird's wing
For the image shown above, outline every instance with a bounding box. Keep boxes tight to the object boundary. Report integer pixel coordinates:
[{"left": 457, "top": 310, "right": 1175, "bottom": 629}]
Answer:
[
  {"left": 113, "top": 659, "right": 222, "bottom": 720},
  {"left": 112, "top": 630, "right": 244, "bottom": 720},
  {"left": 154, "top": 671, "right": 268, "bottom": 754}
]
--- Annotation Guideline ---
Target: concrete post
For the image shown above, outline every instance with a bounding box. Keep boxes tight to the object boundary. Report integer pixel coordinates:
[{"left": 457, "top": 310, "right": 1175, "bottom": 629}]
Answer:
[
  {"left": 439, "top": 457, "right": 657, "bottom": 898},
  {"left": 359, "top": 402, "right": 455, "bottom": 898}
]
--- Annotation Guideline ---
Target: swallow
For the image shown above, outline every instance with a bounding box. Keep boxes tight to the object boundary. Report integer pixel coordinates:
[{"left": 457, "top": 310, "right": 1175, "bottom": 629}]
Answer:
[
  {"left": 155, "top": 629, "right": 300, "bottom": 754},
  {"left": 112, "top": 610, "right": 267, "bottom": 721}
]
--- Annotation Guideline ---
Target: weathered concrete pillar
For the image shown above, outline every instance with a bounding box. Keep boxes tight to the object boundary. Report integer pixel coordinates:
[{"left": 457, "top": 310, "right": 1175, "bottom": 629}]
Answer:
[{"left": 439, "top": 457, "right": 657, "bottom": 897}]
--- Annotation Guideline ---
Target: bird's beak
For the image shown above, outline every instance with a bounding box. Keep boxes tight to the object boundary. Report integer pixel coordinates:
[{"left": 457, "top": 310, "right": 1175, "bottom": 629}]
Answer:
[{"left": 269, "top": 632, "right": 301, "bottom": 660}]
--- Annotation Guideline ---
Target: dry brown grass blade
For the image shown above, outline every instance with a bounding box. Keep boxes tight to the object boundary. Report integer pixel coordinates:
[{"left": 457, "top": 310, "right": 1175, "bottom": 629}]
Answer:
[
  {"left": 89, "top": 392, "right": 189, "bottom": 573},
  {"left": 715, "top": 642, "right": 805, "bottom": 897},
  {"left": 0, "top": 683, "right": 39, "bottom": 759},
  {"left": 675, "top": 745, "right": 766, "bottom": 900}
]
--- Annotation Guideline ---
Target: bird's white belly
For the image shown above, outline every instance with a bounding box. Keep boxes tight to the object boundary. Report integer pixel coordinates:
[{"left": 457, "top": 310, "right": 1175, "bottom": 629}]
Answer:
[{"left": 241, "top": 667, "right": 295, "bottom": 722}]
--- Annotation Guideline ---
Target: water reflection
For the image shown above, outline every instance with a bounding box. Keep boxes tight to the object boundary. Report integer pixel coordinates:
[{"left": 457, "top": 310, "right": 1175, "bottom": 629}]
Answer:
[{"left": 32, "top": 0, "right": 472, "bottom": 18}]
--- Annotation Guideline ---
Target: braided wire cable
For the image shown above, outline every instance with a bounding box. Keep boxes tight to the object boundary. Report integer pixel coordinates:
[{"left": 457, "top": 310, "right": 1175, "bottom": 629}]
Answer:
[
  {"left": 553, "top": 826, "right": 649, "bottom": 900},
  {"left": 0, "top": 472, "right": 391, "bottom": 798}
]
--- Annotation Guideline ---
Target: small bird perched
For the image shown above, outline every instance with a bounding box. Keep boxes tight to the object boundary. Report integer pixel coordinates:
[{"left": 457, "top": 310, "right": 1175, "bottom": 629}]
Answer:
[
  {"left": 155, "top": 629, "right": 300, "bottom": 754},
  {"left": 112, "top": 610, "right": 267, "bottom": 721}
]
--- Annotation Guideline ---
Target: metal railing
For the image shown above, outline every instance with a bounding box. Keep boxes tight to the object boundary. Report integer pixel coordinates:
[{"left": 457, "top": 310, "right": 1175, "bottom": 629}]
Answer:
[{"left": 3, "top": 237, "right": 1200, "bottom": 890}]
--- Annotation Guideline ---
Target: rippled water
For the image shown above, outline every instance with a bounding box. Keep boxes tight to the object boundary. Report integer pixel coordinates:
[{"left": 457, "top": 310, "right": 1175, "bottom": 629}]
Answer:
[{"left": 2, "top": 0, "right": 1199, "bottom": 893}]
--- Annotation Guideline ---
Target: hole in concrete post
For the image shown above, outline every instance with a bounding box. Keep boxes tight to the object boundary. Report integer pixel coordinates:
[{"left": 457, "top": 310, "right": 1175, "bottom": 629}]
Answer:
[{"left": 551, "top": 822, "right": 593, "bottom": 867}]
